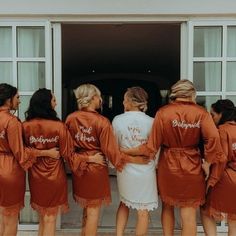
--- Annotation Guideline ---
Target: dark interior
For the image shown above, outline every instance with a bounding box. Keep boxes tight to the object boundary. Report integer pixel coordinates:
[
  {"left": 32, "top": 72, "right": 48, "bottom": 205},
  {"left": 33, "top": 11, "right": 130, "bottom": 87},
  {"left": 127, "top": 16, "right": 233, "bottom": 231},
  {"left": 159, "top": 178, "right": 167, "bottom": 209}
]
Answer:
[{"left": 61, "top": 23, "right": 180, "bottom": 120}]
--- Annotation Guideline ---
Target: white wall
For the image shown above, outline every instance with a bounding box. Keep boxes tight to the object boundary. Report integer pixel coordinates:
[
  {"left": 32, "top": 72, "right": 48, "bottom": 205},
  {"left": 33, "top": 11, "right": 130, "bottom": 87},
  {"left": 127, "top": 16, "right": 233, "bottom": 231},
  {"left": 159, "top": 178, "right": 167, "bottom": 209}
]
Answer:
[{"left": 0, "top": 0, "right": 236, "bottom": 16}]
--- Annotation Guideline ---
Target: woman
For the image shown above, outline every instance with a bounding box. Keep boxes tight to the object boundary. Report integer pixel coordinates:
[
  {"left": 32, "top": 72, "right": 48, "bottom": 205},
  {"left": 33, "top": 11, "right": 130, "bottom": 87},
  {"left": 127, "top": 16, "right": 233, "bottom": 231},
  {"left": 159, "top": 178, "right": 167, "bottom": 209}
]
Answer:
[
  {"left": 121, "top": 80, "right": 226, "bottom": 236},
  {"left": 65, "top": 84, "right": 148, "bottom": 236},
  {"left": 0, "top": 83, "right": 58, "bottom": 236},
  {"left": 201, "top": 99, "right": 236, "bottom": 236},
  {"left": 23, "top": 88, "right": 104, "bottom": 236},
  {"left": 112, "top": 87, "right": 158, "bottom": 236}
]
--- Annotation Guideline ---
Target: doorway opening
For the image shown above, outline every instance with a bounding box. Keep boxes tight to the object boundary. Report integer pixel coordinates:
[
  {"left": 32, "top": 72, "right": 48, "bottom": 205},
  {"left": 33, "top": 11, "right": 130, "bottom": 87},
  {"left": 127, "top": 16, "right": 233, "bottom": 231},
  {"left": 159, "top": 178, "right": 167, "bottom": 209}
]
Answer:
[
  {"left": 61, "top": 23, "right": 180, "bottom": 121},
  {"left": 60, "top": 23, "right": 181, "bottom": 230}
]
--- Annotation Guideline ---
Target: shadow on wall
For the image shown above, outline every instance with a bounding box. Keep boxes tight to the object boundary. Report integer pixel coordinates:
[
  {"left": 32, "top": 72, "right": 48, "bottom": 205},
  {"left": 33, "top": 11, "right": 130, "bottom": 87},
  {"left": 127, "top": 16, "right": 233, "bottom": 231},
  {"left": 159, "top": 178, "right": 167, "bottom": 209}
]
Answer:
[{"left": 62, "top": 73, "right": 174, "bottom": 121}]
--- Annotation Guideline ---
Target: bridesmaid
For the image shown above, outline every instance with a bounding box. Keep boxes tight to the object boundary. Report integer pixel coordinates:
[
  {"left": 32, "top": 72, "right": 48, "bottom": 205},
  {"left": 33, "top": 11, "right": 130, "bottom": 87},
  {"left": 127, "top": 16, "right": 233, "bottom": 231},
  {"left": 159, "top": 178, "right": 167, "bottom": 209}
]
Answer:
[
  {"left": 112, "top": 87, "right": 158, "bottom": 236},
  {"left": 121, "top": 80, "right": 226, "bottom": 236},
  {"left": 0, "top": 83, "right": 58, "bottom": 236},
  {"left": 22, "top": 88, "right": 104, "bottom": 236},
  {"left": 65, "top": 84, "right": 148, "bottom": 236},
  {"left": 201, "top": 99, "right": 236, "bottom": 236}
]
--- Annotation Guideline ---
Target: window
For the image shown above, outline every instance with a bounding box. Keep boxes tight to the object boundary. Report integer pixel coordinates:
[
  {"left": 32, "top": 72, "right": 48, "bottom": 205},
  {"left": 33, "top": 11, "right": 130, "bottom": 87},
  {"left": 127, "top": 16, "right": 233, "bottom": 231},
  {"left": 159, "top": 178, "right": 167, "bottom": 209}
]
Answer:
[
  {"left": 189, "top": 22, "right": 236, "bottom": 111},
  {"left": 0, "top": 22, "right": 52, "bottom": 229},
  {"left": 0, "top": 22, "right": 52, "bottom": 120}
]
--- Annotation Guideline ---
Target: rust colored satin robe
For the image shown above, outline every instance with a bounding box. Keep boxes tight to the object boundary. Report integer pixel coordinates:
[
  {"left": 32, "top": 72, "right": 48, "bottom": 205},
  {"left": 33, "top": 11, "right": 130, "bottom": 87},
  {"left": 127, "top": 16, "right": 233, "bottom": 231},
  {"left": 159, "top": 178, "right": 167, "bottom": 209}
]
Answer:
[
  {"left": 204, "top": 122, "right": 236, "bottom": 220},
  {"left": 0, "top": 107, "right": 37, "bottom": 215},
  {"left": 23, "top": 118, "right": 71, "bottom": 215},
  {"left": 66, "top": 110, "right": 125, "bottom": 207},
  {"left": 138, "top": 101, "right": 225, "bottom": 207}
]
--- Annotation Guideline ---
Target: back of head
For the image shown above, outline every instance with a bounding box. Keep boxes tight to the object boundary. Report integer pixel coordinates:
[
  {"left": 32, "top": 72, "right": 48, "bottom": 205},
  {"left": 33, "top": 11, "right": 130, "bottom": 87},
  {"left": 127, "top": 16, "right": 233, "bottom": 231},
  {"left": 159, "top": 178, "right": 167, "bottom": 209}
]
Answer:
[
  {"left": 169, "top": 79, "right": 196, "bottom": 101},
  {"left": 0, "top": 83, "right": 17, "bottom": 107},
  {"left": 211, "top": 99, "right": 236, "bottom": 125},
  {"left": 25, "top": 88, "right": 59, "bottom": 121},
  {"left": 125, "top": 86, "right": 148, "bottom": 112},
  {"left": 74, "top": 84, "right": 101, "bottom": 110}
]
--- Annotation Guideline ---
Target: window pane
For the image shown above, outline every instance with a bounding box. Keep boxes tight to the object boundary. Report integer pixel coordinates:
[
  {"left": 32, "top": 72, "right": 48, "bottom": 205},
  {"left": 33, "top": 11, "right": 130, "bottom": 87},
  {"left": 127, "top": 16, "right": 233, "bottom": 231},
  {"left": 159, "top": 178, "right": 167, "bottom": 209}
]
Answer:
[
  {"left": 193, "top": 62, "right": 221, "bottom": 91},
  {"left": 0, "top": 27, "right": 12, "bottom": 57},
  {"left": 226, "top": 96, "right": 236, "bottom": 106},
  {"left": 194, "top": 27, "right": 222, "bottom": 57},
  {"left": 18, "top": 95, "right": 31, "bottom": 121},
  {"left": 18, "top": 62, "right": 45, "bottom": 91},
  {"left": 0, "top": 62, "right": 12, "bottom": 84},
  {"left": 227, "top": 26, "right": 236, "bottom": 57},
  {"left": 196, "top": 96, "right": 221, "bottom": 111},
  {"left": 17, "top": 27, "right": 45, "bottom": 57},
  {"left": 226, "top": 62, "right": 236, "bottom": 91}
]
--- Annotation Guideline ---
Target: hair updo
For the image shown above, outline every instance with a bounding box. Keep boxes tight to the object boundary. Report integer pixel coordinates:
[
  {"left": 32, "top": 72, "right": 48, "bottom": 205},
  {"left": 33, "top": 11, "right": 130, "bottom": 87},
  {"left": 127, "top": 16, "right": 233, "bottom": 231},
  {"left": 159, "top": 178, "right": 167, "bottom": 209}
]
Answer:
[
  {"left": 169, "top": 79, "right": 196, "bottom": 101},
  {"left": 74, "top": 84, "right": 101, "bottom": 110},
  {"left": 125, "top": 86, "right": 148, "bottom": 112}
]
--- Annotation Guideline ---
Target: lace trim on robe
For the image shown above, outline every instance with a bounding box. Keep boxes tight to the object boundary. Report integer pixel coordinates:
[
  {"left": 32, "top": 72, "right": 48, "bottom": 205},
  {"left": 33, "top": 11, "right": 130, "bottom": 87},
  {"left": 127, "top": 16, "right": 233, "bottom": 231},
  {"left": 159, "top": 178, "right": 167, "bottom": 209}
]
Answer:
[
  {"left": 202, "top": 205, "right": 236, "bottom": 221},
  {"left": 31, "top": 202, "right": 69, "bottom": 216},
  {"left": 160, "top": 195, "right": 205, "bottom": 208},
  {"left": 120, "top": 195, "right": 158, "bottom": 211},
  {"left": 73, "top": 194, "right": 111, "bottom": 208},
  {"left": 0, "top": 202, "right": 24, "bottom": 216}
]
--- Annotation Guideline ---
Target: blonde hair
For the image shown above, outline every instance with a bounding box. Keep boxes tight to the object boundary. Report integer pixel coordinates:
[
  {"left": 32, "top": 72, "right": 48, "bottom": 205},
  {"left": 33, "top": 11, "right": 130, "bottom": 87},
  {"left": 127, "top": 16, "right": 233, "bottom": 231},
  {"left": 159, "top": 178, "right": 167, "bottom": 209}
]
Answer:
[
  {"left": 125, "top": 87, "right": 148, "bottom": 112},
  {"left": 74, "top": 84, "right": 101, "bottom": 110},
  {"left": 169, "top": 79, "right": 196, "bottom": 101}
]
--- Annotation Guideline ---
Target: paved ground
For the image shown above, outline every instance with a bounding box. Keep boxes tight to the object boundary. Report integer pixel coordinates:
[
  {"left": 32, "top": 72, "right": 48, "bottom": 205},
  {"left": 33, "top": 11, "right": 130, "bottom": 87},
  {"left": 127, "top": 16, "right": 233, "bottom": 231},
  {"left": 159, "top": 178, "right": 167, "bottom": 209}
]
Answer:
[
  {"left": 17, "top": 230, "right": 228, "bottom": 236},
  {"left": 18, "top": 175, "right": 228, "bottom": 235}
]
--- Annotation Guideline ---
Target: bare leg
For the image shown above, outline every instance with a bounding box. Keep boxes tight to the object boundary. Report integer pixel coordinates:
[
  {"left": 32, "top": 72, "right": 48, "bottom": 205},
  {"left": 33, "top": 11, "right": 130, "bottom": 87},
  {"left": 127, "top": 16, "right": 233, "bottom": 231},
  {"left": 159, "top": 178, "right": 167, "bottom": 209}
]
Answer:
[
  {"left": 81, "top": 208, "right": 87, "bottom": 236},
  {"left": 180, "top": 207, "right": 197, "bottom": 236},
  {"left": 2, "top": 214, "right": 18, "bottom": 236},
  {"left": 42, "top": 214, "right": 57, "bottom": 236},
  {"left": 116, "top": 202, "right": 129, "bottom": 236},
  {"left": 84, "top": 206, "right": 101, "bottom": 236},
  {"left": 161, "top": 202, "right": 175, "bottom": 236},
  {"left": 38, "top": 214, "right": 44, "bottom": 236},
  {"left": 200, "top": 209, "right": 217, "bottom": 236},
  {"left": 0, "top": 209, "right": 4, "bottom": 236},
  {"left": 0, "top": 208, "right": 4, "bottom": 236},
  {"left": 136, "top": 209, "right": 149, "bottom": 236},
  {"left": 228, "top": 219, "right": 236, "bottom": 236}
]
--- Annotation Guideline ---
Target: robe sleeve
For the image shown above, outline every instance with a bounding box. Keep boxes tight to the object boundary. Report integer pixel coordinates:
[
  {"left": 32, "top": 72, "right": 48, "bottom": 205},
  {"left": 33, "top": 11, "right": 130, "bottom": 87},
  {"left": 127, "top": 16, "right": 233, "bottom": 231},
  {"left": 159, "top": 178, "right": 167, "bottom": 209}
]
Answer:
[
  {"left": 7, "top": 117, "right": 39, "bottom": 170},
  {"left": 207, "top": 128, "right": 228, "bottom": 188},
  {"left": 200, "top": 113, "right": 226, "bottom": 164},
  {"left": 138, "top": 111, "right": 163, "bottom": 159},
  {"left": 98, "top": 121, "right": 126, "bottom": 170}
]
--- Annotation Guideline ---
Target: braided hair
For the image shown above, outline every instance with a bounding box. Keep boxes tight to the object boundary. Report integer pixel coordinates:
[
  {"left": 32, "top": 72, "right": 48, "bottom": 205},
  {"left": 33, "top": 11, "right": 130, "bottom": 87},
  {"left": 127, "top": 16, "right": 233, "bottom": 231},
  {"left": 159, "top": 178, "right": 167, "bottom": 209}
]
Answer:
[{"left": 125, "top": 87, "right": 148, "bottom": 112}]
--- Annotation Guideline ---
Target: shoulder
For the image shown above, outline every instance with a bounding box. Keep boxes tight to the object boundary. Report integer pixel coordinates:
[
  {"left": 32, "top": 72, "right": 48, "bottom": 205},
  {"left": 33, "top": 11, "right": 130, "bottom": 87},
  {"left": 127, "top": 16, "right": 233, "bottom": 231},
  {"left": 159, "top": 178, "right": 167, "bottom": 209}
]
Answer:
[
  {"left": 7, "top": 114, "right": 21, "bottom": 126},
  {"left": 112, "top": 113, "right": 126, "bottom": 122},
  {"left": 142, "top": 113, "right": 154, "bottom": 122},
  {"left": 219, "top": 123, "right": 231, "bottom": 132},
  {"left": 96, "top": 113, "right": 110, "bottom": 125},
  {"left": 65, "top": 111, "right": 78, "bottom": 123}
]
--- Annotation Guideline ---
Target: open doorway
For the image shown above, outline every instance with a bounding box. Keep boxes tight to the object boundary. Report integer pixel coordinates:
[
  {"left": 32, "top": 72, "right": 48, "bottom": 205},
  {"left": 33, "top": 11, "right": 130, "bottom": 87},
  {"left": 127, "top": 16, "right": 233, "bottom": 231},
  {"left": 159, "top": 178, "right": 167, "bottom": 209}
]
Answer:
[
  {"left": 60, "top": 23, "right": 181, "bottom": 230},
  {"left": 61, "top": 23, "right": 180, "bottom": 120}
]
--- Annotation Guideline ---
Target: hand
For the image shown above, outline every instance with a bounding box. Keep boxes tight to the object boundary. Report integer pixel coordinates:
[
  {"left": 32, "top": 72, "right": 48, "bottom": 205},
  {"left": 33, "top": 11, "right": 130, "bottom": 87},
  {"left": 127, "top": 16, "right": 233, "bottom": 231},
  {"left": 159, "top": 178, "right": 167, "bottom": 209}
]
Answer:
[
  {"left": 42, "top": 147, "right": 60, "bottom": 159},
  {"left": 88, "top": 152, "right": 107, "bottom": 166},
  {"left": 202, "top": 160, "right": 211, "bottom": 180}
]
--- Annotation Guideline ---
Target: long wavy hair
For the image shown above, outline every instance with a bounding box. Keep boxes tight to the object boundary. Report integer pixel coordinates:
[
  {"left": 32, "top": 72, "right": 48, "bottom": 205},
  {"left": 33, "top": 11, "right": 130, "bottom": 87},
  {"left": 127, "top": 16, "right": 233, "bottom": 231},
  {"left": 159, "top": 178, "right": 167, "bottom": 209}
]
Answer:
[
  {"left": 211, "top": 99, "right": 236, "bottom": 125},
  {"left": 0, "top": 83, "right": 17, "bottom": 107},
  {"left": 25, "top": 88, "right": 59, "bottom": 121}
]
